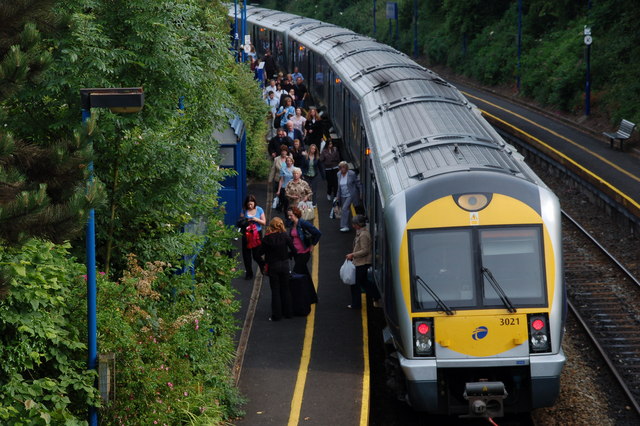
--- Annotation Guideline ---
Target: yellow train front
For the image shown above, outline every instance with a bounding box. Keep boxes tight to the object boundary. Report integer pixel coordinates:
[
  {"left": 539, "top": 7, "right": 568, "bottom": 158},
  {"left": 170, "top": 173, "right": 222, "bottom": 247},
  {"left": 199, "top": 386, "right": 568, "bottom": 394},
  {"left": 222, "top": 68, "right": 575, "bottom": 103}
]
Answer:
[{"left": 382, "top": 170, "right": 566, "bottom": 418}]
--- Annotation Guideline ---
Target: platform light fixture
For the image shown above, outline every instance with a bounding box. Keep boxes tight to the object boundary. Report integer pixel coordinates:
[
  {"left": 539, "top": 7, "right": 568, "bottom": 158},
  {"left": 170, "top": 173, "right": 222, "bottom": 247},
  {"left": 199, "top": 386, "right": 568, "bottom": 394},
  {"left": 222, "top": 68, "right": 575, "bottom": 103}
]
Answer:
[{"left": 80, "top": 87, "right": 144, "bottom": 426}]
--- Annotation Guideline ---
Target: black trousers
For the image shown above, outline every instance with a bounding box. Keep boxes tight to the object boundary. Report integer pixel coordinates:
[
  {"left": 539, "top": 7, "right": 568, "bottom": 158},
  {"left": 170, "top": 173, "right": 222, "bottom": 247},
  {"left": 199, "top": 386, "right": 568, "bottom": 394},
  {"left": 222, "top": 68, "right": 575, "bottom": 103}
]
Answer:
[
  {"left": 242, "top": 235, "right": 265, "bottom": 277},
  {"left": 293, "top": 251, "right": 311, "bottom": 276},
  {"left": 325, "top": 168, "right": 338, "bottom": 198},
  {"left": 268, "top": 261, "right": 293, "bottom": 320},
  {"left": 350, "top": 264, "right": 381, "bottom": 308}
]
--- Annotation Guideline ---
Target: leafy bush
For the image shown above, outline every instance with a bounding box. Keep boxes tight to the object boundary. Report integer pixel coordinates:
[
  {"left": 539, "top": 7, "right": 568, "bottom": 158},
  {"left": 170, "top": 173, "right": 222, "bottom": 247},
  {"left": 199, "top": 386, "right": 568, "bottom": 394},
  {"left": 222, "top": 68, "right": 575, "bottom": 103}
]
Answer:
[
  {"left": 98, "top": 246, "right": 243, "bottom": 425},
  {"left": 0, "top": 240, "right": 98, "bottom": 424}
]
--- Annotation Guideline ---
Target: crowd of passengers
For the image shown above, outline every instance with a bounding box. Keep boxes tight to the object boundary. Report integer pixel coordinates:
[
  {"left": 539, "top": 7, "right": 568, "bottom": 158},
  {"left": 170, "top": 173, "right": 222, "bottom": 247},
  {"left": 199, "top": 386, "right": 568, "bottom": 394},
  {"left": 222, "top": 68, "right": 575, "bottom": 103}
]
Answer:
[{"left": 236, "top": 58, "right": 382, "bottom": 321}]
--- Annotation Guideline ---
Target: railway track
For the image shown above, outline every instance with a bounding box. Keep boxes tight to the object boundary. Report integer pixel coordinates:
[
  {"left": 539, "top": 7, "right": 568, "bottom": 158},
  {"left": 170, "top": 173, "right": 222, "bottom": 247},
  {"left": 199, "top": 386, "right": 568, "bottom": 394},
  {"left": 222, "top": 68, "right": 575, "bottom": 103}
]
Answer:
[{"left": 562, "top": 211, "right": 640, "bottom": 415}]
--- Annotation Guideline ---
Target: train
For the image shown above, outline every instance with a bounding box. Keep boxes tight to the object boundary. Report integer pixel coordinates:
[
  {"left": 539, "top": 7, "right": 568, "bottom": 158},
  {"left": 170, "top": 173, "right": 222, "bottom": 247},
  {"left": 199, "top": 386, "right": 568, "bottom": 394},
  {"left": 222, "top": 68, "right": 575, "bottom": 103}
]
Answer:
[{"left": 231, "top": 5, "right": 566, "bottom": 418}]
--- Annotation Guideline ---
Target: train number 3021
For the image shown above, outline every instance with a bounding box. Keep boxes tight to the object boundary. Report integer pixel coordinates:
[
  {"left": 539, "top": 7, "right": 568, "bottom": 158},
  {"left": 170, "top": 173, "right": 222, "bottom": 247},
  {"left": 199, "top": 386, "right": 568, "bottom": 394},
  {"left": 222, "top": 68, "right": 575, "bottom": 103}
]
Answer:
[{"left": 499, "top": 318, "right": 520, "bottom": 326}]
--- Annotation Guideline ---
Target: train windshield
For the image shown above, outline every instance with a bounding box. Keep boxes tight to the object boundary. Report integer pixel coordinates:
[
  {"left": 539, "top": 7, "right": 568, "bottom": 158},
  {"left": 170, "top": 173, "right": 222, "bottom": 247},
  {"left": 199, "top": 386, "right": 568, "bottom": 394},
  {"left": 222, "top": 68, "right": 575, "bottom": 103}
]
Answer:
[
  {"left": 409, "top": 226, "right": 547, "bottom": 311},
  {"left": 479, "top": 227, "right": 546, "bottom": 307}
]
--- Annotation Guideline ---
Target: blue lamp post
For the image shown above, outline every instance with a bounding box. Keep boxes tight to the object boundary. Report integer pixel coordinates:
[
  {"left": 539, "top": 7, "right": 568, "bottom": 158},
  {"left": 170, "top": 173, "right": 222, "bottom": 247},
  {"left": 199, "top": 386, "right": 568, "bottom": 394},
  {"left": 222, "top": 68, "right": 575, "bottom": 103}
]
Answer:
[{"left": 79, "top": 87, "right": 144, "bottom": 425}]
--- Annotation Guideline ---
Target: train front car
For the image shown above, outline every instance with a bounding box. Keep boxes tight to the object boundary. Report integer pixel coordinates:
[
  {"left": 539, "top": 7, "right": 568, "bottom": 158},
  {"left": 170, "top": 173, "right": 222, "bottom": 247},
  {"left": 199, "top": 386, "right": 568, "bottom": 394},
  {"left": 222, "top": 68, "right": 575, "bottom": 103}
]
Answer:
[{"left": 383, "top": 168, "right": 566, "bottom": 417}]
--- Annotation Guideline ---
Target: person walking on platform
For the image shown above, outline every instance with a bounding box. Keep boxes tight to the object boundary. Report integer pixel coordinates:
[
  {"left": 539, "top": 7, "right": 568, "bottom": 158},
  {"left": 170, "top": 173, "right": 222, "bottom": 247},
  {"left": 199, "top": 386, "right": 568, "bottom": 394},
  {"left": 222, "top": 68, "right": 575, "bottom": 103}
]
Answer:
[
  {"left": 291, "top": 107, "right": 307, "bottom": 136},
  {"left": 320, "top": 139, "right": 340, "bottom": 200},
  {"left": 290, "top": 138, "right": 306, "bottom": 169},
  {"left": 268, "top": 128, "right": 293, "bottom": 158},
  {"left": 262, "top": 217, "right": 296, "bottom": 321},
  {"left": 336, "top": 161, "right": 361, "bottom": 232},
  {"left": 269, "top": 145, "right": 291, "bottom": 195},
  {"left": 304, "top": 107, "right": 323, "bottom": 149},
  {"left": 346, "top": 215, "right": 381, "bottom": 309},
  {"left": 302, "top": 143, "right": 323, "bottom": 206},
  {"left": 238, "top": 195, "right": 266, "bottom": 280},
  {"left": 285, "top": 167, "right": 312, "bottom": 212},
  {"left": 277, "top": 156, "right": 295, "bottom": 213},
  {"left": 287, "top": 207, "right": 320, "bottom": 313}
]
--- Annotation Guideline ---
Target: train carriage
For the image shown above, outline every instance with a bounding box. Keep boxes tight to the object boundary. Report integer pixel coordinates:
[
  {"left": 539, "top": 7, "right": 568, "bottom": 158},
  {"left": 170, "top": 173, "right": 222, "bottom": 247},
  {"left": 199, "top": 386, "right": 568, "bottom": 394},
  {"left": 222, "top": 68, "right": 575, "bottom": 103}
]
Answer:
[{"left": 232, "top": 5, "right": 566, "bottom": 418}]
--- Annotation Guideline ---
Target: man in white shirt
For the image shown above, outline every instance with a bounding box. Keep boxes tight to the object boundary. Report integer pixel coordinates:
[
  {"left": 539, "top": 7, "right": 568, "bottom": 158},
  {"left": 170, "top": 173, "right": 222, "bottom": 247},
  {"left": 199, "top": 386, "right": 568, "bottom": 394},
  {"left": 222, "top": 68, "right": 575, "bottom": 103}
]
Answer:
[{"left": 263, "top": 79, "right": 278, "bottom": 99}]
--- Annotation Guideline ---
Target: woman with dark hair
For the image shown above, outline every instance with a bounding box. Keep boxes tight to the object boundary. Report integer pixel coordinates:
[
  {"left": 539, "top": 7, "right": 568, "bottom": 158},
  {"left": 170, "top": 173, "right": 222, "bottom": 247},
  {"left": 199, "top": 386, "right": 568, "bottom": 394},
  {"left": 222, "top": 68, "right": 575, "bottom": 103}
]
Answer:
[
  {"left": 302, "top": 143, "right": 323, "bottom": 206},
  {"left": 286, "top": 206, "right": 321, "bottom": 277},
  {"left": 238, "top": 194, "right": 266, "bottom": 280},
  {"left": 319, "top": 139, "right": 340, "bottom": 200},
  {"left": 304, "top": 107, "right": 324, "bottom": 149},
  {"left": 262, "top": 217, "right": 296, "bottom": 321},
  {"left": 345, "top": 215, "right": 381, "bottom": 309}
]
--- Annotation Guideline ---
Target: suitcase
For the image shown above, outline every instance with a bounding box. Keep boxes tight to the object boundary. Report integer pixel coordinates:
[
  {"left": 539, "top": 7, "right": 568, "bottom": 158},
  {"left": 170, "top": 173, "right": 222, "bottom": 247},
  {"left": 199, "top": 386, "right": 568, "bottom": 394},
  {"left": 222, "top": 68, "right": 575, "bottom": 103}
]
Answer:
[{"left": 289, "top": 272, "right": 317, "bottom": 316}]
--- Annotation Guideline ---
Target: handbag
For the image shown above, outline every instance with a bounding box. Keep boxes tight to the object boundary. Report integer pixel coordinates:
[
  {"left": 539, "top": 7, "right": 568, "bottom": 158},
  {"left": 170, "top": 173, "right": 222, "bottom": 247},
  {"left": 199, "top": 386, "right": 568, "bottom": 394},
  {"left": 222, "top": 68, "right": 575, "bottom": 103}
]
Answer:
[
  {"left": 340, "top": 259, "right": 356, "bottom": 285},
  {"left": 245, "top": 223, "right": 262, "bottom": 249},
  {"left": 298, "top": 201, "right": 315, "bottom": 221}
]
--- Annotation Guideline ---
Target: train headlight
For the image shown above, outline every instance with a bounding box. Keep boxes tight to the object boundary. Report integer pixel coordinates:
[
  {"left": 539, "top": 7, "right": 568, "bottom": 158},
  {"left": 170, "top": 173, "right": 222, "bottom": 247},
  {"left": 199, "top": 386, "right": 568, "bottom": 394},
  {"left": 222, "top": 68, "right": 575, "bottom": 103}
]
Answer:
[
  {"left": 454, "top": 193, "right": 492, "bottom": 212},
  {"left": 528, "top": 314, "right": 551, "bottom": 353},
  {"left": 413, "top": 319, "right": 434, "bottom": 357}
]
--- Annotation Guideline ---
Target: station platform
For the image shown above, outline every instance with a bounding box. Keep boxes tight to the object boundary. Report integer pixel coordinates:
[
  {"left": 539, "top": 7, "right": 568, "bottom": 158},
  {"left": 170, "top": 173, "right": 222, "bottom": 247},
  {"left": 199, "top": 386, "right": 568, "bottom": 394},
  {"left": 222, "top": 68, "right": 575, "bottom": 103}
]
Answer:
[
  {"left": 454, "top": 82, "right": 640, "bottom": 220},
  {"left": 231, "top": 179, "right": 372, "bottom": 425}
]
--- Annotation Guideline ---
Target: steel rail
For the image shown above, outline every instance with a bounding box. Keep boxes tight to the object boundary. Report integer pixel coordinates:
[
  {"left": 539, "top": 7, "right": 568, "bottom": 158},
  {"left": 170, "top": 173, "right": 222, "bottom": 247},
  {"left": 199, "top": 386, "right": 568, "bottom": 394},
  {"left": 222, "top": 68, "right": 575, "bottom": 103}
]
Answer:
[{"left": 563, "top": 210, "right": 640, "bottom": 416}]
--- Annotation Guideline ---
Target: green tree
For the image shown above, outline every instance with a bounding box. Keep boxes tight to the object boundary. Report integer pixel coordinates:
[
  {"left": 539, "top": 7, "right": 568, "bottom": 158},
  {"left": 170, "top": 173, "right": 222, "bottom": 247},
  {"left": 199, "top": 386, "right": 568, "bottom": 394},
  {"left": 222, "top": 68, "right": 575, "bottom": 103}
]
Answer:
[{"left": 0, "top": 1, "right": 102, "bottom": 301}]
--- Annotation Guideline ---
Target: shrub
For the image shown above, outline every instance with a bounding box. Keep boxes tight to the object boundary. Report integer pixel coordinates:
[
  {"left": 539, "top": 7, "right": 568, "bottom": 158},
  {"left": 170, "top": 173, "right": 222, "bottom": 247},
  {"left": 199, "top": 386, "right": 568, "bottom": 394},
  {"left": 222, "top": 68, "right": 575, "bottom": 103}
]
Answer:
[{"left": 0, "top": 240, "right": 98, "bottom": 423}]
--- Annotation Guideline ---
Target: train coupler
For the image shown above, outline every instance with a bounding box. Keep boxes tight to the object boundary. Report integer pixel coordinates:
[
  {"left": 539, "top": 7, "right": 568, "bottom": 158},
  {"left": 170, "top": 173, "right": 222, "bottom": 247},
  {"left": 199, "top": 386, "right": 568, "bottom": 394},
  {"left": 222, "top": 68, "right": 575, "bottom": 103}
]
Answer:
[{"left": 461, "top": 381, "right": 507, "bottom": 418}]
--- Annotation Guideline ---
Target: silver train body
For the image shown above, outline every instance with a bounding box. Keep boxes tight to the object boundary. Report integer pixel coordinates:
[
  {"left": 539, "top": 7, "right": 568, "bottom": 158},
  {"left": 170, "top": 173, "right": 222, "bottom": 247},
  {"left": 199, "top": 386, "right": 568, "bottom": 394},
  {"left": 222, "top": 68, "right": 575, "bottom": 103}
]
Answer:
[{"left": 233, "top": 6, "right": 566, "bottom": 417}]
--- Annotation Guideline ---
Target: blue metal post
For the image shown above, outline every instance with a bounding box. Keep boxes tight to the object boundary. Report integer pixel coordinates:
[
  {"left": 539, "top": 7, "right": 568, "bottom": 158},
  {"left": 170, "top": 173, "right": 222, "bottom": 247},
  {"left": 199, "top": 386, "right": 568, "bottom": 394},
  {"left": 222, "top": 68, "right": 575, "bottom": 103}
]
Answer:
[
  {"left": 413, "top": 0, "right": 418, "bottom": 57},
  {"left": 82, "top": 108, "right": 98, "bottom": 426},
  {"left": 241, "top": 0, "right": 247, "bottom": 63},
  {"left": 234, "top": 0, "right": 239, "bottom": 59},
  {"left": 373, "top": 0, "right": 377, "bottom": 37},
  {"left": 585, "top": 44, "right": 591, "bottom": 116},
  {"left": 517, "top": 0, "right": 522, "bottom": 91}
]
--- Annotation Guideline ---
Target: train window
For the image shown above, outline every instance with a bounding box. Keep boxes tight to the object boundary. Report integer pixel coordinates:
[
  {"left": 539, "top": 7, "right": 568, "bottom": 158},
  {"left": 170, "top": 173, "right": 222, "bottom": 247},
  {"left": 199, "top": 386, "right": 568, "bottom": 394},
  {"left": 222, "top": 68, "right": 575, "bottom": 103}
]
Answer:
[
  {"left": 480, "top": 227, "right": 546, "bottom": 306},
  {"left": 409, "top": 229, "right": 477, "bottom": 310}
]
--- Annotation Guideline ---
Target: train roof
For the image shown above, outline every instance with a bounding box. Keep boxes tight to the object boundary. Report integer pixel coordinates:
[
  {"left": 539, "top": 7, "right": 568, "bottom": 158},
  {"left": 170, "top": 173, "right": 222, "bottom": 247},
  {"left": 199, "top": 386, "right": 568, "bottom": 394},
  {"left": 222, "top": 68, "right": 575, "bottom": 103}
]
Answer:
[{"left": 239, "top": 5, "right": 546, "bottom": 199}]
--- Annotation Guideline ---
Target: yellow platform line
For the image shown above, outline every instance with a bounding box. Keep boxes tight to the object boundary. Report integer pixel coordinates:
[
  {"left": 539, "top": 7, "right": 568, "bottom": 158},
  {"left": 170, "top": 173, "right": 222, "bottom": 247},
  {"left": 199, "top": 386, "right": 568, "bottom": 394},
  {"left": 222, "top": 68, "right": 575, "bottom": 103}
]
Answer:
[
  {"left": 287, "top": 214, "right": 320, "bottom": 426},
  {"left": 360, "top": 293, "right": 370, "bottom": 426}
]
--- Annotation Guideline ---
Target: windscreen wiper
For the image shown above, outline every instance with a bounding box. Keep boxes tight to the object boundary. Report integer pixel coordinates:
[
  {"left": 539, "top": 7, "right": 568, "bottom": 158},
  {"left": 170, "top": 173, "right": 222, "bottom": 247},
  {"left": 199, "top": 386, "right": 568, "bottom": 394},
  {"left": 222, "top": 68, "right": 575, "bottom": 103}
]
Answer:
[
  {"left": 415, "top": 275, "right": 455, "bottom": 315},
  {"left": 481, "top": 267, "right": 517, "bottom": 313}
]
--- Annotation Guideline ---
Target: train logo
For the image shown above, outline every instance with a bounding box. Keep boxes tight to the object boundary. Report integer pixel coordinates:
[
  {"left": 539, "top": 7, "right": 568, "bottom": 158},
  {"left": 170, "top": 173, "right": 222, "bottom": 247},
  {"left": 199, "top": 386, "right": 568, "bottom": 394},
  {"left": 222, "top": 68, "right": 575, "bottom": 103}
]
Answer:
[{"left": 472, "top": 326, "right": 489, "bottom": 340}]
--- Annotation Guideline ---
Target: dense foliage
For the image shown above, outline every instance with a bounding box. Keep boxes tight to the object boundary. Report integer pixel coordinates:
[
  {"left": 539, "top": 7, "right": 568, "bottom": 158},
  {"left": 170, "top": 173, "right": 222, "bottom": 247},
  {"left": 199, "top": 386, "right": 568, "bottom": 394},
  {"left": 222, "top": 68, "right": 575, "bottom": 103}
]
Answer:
[
  {"left": 260, "top": 0, "right": 640, "bottom": 125},
  {"left": 0, "top": 0, "right": 267, "bottom": 423}
]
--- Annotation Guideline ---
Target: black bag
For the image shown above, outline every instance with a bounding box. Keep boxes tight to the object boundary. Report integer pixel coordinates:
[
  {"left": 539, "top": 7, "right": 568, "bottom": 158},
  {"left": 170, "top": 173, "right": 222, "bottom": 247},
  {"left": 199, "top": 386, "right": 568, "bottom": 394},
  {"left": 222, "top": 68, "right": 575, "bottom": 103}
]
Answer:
[
  {"left": 289, "top": 272, "right": 317, "bottom": 316},
  {"left": 236, "top": 217, "right": 249, "bottom": 230}
]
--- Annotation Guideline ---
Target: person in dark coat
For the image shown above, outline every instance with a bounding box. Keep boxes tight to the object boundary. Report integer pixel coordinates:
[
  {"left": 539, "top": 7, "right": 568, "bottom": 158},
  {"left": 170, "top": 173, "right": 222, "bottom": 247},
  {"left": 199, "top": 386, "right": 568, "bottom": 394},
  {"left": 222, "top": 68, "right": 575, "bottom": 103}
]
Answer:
[
  {"left": 304, "top": 107, "right": 324, "bottom": 149},
  {"left": 268, "top": 128, "right": 294, "bottom": 158},
  {"left": 285, "top": 120, "right": 303, "bottom": 142},
  {"left": 262, "top": 217, "right": 296, "bottom": 321},
  {"left": 263, "top": 49, "right": 277, "bottom": 79}
]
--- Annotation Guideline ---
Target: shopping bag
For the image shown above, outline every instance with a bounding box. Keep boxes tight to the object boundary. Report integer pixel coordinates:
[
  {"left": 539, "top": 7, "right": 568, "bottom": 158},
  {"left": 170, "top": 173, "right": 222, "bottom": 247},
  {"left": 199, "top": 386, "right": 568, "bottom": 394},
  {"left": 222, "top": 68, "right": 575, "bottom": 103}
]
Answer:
[
  {"left": 332, "top": 198, "right": 342, "bottom": 220},
  {"left": 340, "top": 259, "right": 356, "bottom": 285},
  {"left": 298, "top": 201, "right": 315, "bottom": 221},
  {"left": 272, "top": 196, "right": 279, "bottom": 209}
]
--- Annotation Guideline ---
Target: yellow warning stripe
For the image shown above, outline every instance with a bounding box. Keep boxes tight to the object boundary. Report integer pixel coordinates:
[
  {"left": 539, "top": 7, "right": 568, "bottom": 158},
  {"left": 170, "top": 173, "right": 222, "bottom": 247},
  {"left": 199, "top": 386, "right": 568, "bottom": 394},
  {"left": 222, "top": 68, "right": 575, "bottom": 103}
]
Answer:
[{"left": 287, "top": 214, "right": 320, "bottom": 425}]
